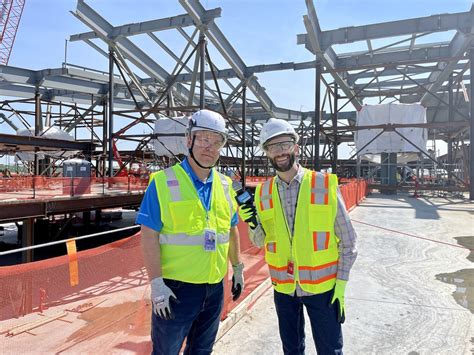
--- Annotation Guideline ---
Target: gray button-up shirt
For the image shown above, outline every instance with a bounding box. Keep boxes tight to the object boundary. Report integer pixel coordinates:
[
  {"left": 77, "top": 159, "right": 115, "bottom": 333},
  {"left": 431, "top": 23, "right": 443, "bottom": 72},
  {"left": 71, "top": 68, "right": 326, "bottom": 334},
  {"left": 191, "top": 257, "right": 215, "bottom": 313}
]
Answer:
[{"left": 250, "top": 165, "right": 358, "bottom": 296}]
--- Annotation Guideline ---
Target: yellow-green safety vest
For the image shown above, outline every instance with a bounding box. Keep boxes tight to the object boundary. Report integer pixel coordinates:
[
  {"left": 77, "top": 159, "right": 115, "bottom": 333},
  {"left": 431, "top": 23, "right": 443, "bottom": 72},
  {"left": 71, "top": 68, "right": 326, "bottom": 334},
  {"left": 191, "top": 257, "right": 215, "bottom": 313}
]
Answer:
[
  {"left": 255, "top": 169, "right": 339, "bottom": 294},
  {"left": 151, "top": 164, "right": 237, "bottom": 284}
]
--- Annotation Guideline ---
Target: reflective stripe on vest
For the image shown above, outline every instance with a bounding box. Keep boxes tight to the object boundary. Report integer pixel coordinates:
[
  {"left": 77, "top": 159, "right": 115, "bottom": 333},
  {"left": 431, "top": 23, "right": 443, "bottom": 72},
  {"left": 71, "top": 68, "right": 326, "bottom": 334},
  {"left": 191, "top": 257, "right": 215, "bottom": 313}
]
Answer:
[
  {"left": 164, "top": 168, "right": 181, "bottom": 202},
  {"left": 269, "top": 265, "right": 293, "bottom": 284},
  {"left": 259, "top": 177, "right": 274, "bottom": 211},
  {"left": 313, "top": 231, "right": 330, "bottom": 251},
  {"left": 160, "top": 232, "right": 230, "bottom": 246},
  {"left": 217, "top": 172, "right": 234, "bottom": 219},
  {"left": 266, "top": 242, "right": 276, "bottom": 253},
  {"left": 298, "top": 261, "right": 338, "bottom": 285},
  {"left": 311, "top": 171, "right": 329, "bottom": 205}
]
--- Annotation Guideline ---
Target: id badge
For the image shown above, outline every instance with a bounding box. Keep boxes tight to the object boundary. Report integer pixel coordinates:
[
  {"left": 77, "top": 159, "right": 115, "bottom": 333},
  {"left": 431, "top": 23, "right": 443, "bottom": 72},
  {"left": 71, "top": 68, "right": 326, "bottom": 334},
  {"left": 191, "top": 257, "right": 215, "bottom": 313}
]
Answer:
[
  {"left": 287, "top": 260, "right": 294, "bottom": 279},
  {"left": 204, "top": 229, "right": 217, "bottom": 252}
]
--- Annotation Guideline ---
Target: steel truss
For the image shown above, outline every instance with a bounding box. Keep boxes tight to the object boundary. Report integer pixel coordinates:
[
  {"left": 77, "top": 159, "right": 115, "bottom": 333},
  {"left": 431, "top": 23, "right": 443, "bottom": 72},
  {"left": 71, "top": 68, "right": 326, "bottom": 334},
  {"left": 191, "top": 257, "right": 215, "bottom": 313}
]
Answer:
[{"left": 0, "top": 0, "right": 471, "bottom": 198}]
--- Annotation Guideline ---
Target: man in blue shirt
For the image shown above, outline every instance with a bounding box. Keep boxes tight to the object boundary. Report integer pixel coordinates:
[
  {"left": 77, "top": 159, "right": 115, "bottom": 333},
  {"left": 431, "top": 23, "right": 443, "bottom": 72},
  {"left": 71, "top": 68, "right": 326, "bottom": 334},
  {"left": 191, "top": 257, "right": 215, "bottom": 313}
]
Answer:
[{"left": 136, "top": 109, "right": 244, "bottom": 355}]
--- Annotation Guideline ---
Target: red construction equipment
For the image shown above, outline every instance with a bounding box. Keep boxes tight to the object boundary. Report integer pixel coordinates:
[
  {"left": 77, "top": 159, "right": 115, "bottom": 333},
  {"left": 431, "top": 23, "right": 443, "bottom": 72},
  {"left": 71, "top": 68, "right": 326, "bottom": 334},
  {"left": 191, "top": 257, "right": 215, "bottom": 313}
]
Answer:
[{"left": 0, "top": 0, "right": 25, "bottom": 65}]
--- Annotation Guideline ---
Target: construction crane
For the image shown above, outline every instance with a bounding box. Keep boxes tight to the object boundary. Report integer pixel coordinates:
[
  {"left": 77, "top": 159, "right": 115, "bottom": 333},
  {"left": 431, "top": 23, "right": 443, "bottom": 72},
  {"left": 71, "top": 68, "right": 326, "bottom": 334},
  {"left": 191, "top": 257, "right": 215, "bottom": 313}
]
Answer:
[{"left": 0, "top": 0, "right": 25, "bottom": 65}]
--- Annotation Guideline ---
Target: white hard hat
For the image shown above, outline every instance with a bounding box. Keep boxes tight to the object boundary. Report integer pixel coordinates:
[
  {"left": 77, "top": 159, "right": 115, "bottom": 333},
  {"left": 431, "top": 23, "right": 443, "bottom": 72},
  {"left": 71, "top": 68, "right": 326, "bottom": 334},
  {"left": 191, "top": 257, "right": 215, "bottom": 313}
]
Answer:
[
  {"left": 259, "top": 118, "right": 299, "bottom": 148},
  {"left": 187, "top": 109, "right": 228, "bottom": 139}
]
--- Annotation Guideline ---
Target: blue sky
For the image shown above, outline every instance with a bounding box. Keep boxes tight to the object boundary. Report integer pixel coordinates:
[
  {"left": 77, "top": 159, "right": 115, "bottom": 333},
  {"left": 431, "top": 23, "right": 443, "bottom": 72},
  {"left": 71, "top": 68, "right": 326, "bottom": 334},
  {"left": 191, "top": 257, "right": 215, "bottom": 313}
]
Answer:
[
  {"left": 9, "top": 0, "right": 472, "bottom": 111},
  {"left": 2, "top": 0, "right": 471, "bottom": 158}
]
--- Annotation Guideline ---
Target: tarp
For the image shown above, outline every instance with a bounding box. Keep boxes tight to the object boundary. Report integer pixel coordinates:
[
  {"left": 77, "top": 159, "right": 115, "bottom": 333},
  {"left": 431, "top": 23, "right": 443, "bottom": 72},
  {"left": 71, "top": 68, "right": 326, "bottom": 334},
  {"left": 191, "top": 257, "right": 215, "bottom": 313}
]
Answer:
[
  {"left": 355, "top": 103, "right": 427, "bottom": 158},
  {"left": 153, "top": 117, "right": 189, "bottom": 156},
  {"left": 14, "top": 127, "right": 77, "bottom": 162}
]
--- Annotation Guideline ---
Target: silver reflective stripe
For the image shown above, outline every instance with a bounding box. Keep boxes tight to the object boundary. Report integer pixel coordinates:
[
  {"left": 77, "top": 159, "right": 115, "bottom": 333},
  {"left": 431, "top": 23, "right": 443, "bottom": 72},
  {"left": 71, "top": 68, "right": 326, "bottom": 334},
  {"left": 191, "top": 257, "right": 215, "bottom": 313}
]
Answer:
[
  {"left": 298, "top": 263, "right": 338, "bottom": 283},
  {"left": 217, "top": 172, "right": 233, "bottom": 217},
  {"left": 266, "top": 242, "right": 276, "bottom": 253},
  {"left": 314, "top": 231, "right": 329, "bottom": 251},
  {"left": 260, "top": 179, "right": 273, "bottom": 210},
  {"left": 160, "top": 232, "right": 230, "bottom": 245},
  {"left": 164, "top": 168, "right": 181, "bottom": 202},
  {"left": 311, "top": 173, "right": 328, "bottom": 205},
  {"left": 269, "top": 268, "right": 291, "bottom": 282}
]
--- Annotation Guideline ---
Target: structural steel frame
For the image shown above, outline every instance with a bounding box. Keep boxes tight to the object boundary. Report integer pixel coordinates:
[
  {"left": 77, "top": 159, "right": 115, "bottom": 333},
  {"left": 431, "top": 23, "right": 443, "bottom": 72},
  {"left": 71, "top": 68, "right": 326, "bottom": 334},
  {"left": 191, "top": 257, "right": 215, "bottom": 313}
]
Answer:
[{"left": 0, "top": 0, "right": 471, "bottom": 198}]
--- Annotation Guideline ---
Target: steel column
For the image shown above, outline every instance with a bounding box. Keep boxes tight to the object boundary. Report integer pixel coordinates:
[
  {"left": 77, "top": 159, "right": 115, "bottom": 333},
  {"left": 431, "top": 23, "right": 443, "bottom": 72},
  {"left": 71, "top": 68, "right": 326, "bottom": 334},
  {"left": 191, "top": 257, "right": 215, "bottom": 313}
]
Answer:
[
  {"left": 470, "top": 48, "right": 474, "bottom": 200},
  {"left": 199, "top": 32, "right": 206, "bottom": 109},
  {"left": 241, "top": 84, "right": 247, "bottom": 188},
  {"left": 447, "top": 74, "right": 453, "bottom": 181},
  {"left": 108, "top": 47, "right": 114, "bottom": 177},
  {"left": 313, "top": 62, "right": 321, "bottom": 170},
  {"left": 332, "top": 83, "right": 338, "bottom": 172}
]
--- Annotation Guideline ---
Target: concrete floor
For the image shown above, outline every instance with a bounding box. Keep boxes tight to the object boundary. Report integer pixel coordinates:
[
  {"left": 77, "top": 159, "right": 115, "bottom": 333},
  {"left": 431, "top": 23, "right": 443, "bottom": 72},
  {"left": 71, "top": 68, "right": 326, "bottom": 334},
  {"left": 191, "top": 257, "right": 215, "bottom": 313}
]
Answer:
[{"left": 214, "top": 192, "right": 474, "bottom": 355}]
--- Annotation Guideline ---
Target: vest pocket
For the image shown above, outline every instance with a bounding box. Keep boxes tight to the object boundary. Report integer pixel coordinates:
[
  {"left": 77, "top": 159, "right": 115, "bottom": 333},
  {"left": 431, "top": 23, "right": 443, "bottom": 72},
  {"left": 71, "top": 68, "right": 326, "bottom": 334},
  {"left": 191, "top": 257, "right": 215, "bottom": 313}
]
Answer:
[
  {"left": 308, "top": 204, "right": 333, "bottom": 231},
  {"left": 169, "top": 200, "right": 205, "bottom": 232},
  {"left": 259, "top": 210, "right": 276, "bottom": 241}
]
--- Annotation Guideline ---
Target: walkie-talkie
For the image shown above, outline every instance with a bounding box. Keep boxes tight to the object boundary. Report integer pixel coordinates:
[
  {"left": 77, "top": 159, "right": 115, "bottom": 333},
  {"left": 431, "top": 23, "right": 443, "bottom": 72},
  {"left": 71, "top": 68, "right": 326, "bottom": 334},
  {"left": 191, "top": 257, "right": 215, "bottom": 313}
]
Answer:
[{"left": 232, "top": 181, "right": 258, "bottom": 229}]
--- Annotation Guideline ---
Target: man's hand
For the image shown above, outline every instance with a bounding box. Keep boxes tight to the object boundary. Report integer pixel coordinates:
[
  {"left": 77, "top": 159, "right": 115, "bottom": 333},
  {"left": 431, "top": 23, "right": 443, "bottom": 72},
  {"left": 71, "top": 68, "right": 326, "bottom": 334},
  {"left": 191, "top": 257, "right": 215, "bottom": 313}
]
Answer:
[
  {"left": 151, "top": 277, "right": 179, "bottom": 320},
  {"left": 330, "top": 279, "right": 347, "bottom": 323},
  {"left": 238, "top": 203, "right": 258, "bottom": 229},
  {"left": 231, "top": 262, "right": 245, "bottom": 301}
]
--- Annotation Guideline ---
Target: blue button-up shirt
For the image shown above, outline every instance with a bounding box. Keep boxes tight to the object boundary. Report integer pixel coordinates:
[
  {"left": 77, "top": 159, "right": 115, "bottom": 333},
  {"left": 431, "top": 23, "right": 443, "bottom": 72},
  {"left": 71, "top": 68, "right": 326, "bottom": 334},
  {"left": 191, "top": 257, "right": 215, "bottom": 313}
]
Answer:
[{"left": 136, "top": 158, "right": 238, "bottom": 232}]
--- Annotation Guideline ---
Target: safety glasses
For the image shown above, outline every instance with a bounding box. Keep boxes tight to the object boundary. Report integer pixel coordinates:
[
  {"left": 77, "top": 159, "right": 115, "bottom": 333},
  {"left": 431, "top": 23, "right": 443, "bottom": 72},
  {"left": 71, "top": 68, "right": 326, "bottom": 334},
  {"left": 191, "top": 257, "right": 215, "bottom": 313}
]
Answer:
[
  {"left": 193, "top": 132, "right": 226, "bottom": 150},
  {"left": 264, "top": 140, "right": 295, "bottom": 154}
]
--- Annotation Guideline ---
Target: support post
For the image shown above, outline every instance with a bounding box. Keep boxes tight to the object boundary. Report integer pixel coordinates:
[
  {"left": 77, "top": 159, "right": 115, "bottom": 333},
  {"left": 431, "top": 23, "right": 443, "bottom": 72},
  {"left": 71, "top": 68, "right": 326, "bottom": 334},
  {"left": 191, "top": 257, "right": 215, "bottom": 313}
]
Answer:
[
  {"left": 108, "top": 47, "right": 115, "bottom": 177},
  {"left": 241, "top": 84, "right": 247, "bottom": 188},
  {"left": 314, "top": 62, "right": 321, "bottom": 170},
  {"left": 470, "top": 48, "right": 474, "bottom": 200},
  {"left": 199, "top": 32, "right": 206, "bottom": 109}
]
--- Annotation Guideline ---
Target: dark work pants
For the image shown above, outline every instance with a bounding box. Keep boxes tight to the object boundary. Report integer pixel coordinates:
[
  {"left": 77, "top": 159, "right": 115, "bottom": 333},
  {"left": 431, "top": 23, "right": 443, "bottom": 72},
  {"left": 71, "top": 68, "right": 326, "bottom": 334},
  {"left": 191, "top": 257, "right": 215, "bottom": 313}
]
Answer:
[
  {"left": 151, "top": 279, "right": 224, "bottom": 355},
  {"left": 274, "top": 289, "right": 343, "bottom": 355}
]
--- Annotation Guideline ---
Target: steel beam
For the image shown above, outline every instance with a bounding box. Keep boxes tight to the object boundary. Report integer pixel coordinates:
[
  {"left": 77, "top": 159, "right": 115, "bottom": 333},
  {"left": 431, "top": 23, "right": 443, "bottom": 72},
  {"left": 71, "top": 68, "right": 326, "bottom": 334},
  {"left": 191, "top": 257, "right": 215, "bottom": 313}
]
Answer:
[
  {"left": 179, "top": 0, "right": 278, "bottom": 114},
  {"left": 317, "top": 11, "right": 472, "bottom": 49},
  {"left": 303, "top": 0, "right": 362, "bottom": 110},
  {"left": 69, "top": 8, "right": 221, "bottom": 41}
]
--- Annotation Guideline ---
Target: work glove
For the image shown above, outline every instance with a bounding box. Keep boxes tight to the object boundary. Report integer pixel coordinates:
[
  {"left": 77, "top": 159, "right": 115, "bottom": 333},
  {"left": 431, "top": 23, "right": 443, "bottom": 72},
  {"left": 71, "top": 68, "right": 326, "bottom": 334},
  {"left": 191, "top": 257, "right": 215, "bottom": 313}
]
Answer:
[
  {"left": 330, "top": 279, "right": 347, "bottom": 324},
  {"left": 151, "top": 277, "right": 179, "bottom": 320},
  {"left": 238, "top": 203, "right": 258, "bottom": 229},
  {"left": 231, "top": 262, "right": 245, "bottom": 301}
]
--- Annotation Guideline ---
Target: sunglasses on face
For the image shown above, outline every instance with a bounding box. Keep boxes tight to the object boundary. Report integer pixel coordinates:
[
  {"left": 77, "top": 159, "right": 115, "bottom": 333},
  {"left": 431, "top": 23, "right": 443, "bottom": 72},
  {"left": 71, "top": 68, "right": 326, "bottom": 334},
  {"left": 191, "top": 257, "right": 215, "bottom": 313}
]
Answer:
[{"left": 264, "top": 140, "right": 295, "bottom": 153}]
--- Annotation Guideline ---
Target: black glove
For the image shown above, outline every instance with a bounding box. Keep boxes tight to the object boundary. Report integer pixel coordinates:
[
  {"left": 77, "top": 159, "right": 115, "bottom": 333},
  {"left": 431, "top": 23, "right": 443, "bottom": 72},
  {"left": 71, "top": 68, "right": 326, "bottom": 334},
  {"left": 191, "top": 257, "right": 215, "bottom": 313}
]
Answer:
[{"left": 238, "top": 202, "right": 258, "bottom": 229}]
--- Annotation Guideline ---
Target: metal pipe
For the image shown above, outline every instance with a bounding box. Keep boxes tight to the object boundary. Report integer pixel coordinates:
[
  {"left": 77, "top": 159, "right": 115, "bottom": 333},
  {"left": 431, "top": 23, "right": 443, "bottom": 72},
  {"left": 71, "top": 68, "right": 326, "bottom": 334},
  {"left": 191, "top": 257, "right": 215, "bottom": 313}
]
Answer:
[{"left": 1, "top": 225, "right": 140, "bottom": 256}]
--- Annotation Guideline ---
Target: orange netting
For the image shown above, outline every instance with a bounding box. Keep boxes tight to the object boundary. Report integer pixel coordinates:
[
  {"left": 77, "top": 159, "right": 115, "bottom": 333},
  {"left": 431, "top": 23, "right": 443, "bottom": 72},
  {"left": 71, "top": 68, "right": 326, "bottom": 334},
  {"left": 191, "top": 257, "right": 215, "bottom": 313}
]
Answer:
[{"left": 0, "top": 179, "right": 368, "bottom": 353}]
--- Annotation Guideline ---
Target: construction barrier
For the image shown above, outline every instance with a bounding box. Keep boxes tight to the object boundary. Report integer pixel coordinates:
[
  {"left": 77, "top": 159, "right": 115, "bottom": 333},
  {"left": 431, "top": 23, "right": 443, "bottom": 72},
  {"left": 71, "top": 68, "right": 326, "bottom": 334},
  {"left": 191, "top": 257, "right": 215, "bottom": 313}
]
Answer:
[
  {"left": 0, "top": 178, "right": 369, "bottom": 352},
  {"left": 0, "top": 176, "right": 149, "bottom": 199}
]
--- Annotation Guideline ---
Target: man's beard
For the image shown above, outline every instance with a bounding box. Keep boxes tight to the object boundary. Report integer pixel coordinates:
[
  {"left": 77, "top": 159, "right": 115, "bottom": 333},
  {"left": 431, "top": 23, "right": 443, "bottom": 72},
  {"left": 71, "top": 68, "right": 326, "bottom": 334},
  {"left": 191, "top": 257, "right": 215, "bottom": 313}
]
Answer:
[{"left": 269, "top": 152, "right": 296, "bottom": 172}]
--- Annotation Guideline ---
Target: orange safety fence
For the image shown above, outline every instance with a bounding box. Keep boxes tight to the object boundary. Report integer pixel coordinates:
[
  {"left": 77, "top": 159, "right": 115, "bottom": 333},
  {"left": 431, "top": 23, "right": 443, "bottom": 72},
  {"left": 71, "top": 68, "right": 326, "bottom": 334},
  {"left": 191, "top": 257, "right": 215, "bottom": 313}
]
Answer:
[
  {"left": 0, "top": 178, "right": 369, "bottom": 352},
  {"left": 0, "top": 176, "right": 149, "bottom": 199},
  {"left": 0, "top": 221, "right": 269, "bottom": 353}
]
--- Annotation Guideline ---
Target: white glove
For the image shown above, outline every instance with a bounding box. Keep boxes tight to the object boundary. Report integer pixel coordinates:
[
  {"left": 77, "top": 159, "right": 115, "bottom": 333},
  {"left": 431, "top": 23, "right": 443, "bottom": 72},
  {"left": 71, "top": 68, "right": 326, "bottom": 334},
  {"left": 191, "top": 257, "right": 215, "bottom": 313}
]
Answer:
[
  {"left": 151, "top": 277, "right": 179, "bottom": 320},
  {"left": 231, "top": 262, "right": 245, "bottom": 301}
]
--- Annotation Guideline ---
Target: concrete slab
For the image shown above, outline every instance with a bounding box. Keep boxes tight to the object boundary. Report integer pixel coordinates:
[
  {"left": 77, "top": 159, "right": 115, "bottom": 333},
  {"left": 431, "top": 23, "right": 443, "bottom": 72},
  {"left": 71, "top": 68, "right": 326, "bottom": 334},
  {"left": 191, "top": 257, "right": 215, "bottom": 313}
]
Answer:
[{"left": 214, "top": 193, "right": 474, "bottom": 355}]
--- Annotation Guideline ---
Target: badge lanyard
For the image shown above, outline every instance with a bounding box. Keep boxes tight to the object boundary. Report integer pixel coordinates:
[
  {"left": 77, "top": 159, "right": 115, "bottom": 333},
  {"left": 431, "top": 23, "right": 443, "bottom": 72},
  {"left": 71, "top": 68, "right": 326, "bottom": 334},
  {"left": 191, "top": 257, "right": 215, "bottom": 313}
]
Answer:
[
  {"left": 277, "top": 178, "right": 301, "bottom": 280},
  {"left": 203, "top": 185, "right": 219, "bottom": 252}
]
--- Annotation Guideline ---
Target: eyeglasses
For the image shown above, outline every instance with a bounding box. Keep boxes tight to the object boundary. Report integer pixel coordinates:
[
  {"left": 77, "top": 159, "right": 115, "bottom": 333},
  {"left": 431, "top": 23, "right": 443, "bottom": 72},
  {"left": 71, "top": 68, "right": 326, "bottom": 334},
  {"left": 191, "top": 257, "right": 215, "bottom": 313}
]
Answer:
[
  {"left": 193, "top": 133, "right": 226, "bottom": 150},
  {"left": 264, "top": 141, "right": 295, "bottom": 153}
]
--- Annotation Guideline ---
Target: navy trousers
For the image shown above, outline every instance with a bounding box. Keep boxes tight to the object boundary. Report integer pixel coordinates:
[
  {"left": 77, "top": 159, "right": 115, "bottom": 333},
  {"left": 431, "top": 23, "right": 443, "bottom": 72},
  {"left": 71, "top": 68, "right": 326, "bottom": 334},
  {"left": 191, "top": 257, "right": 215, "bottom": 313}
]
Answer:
[
  {"left": 151, "top": 279, "right": 224, "bottom": 355},
  {"left": 274, "top": 289, "right": 343, "bottom": 355}
]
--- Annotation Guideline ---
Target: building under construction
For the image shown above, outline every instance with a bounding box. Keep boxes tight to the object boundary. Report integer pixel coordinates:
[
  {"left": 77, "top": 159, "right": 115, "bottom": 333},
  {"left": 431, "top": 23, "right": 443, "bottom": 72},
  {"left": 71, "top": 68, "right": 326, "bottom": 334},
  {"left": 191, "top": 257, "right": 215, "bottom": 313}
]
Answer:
[{"left": 0, "top": 1, "right": 472, "bottom": 354}]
